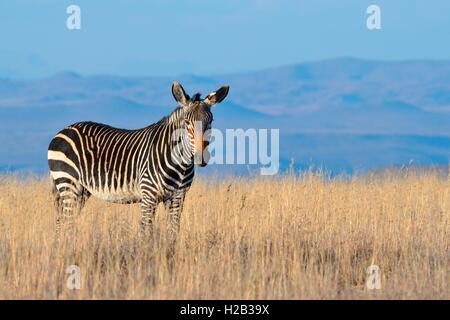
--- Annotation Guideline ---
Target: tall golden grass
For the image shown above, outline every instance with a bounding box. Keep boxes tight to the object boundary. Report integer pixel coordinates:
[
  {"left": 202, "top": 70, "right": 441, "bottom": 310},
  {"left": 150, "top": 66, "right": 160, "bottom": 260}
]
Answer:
[{"left": 0, "top": 169, "right": 448, "bottom": 299}]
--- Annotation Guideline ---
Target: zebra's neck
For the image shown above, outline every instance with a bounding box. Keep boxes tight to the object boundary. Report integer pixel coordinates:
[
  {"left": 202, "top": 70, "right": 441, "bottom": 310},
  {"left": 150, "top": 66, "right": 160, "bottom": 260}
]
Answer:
[
  {"left": 156, "top": 107, "right": 194, "bottom": 170},
  {"left": 162, "top": 106, "right": 184, "bottom": 125}
]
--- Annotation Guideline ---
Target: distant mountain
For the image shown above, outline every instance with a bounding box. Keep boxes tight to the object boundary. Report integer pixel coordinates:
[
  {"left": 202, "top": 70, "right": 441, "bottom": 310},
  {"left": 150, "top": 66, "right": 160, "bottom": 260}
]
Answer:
[{"left": 0, "top": 58, "right": 449, "bottom": 174}]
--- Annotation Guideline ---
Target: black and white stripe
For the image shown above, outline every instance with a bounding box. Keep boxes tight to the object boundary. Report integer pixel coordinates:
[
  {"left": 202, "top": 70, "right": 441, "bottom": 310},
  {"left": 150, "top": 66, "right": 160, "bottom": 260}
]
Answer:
[{"left": 48, "top": 81, "right": 229, "bottom": 245}]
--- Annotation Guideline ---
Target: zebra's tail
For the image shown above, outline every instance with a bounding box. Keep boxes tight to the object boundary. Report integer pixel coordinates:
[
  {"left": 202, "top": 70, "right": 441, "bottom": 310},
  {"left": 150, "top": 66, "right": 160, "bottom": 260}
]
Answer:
[{"left": 49, "top": 174, "right": 61, "bottom": 210}]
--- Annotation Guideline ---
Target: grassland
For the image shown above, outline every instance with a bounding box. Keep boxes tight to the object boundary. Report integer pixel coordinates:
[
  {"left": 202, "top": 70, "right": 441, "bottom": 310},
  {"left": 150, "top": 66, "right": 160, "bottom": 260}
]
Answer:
[{"left": 0, "top": 170, "right": 448, "bottom": 299}]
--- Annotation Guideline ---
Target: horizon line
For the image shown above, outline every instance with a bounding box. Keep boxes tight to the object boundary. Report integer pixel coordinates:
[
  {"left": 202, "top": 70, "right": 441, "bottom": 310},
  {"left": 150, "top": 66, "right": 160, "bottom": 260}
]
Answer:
[{"left": 2, "top": 56, "right": 450, "bottom": 81}]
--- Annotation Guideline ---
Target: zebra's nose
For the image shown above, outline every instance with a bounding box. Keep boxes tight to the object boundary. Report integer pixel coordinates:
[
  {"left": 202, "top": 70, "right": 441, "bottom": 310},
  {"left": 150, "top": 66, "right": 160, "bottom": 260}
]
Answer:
[
  {"left": 194, "top": 150, "right": 209, "bottom": 167},
  {"left": 194, "top": 152, "right": 204, "bottom": 165},
  {"left": 201, "top": 149, "right": 210, "bottom": 167}
]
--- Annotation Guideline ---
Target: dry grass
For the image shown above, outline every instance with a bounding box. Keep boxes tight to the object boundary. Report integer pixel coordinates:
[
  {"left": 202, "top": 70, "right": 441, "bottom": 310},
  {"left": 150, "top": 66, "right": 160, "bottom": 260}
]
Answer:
[{"left": 0, "top": 170, "right": 448, "bottom": 299}]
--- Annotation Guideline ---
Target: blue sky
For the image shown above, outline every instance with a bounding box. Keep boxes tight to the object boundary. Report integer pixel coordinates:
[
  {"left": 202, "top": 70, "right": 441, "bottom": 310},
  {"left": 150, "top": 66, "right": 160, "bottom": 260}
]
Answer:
[{"left": 1, "top": 0, "right": 450, "bottom": 78}]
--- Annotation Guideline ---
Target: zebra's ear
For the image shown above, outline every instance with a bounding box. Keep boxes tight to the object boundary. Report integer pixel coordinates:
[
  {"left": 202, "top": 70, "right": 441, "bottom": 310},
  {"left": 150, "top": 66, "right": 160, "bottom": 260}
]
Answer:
[
  {"left": 204, "top": 85, "right": 230, "bottom": 107},
  {"left": 172, "top": 82, "right": 190, "bottom": 106}
]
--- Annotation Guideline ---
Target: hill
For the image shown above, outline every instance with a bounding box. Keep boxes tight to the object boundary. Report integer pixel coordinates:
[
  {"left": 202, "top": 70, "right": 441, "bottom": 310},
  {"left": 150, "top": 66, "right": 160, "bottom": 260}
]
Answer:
[{"left": 1, "top": 58, "right": 449, "bottom": 174}]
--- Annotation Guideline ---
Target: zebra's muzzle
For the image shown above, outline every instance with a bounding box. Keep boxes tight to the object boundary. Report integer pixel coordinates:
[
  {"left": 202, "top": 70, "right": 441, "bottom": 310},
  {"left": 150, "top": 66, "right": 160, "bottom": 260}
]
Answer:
[
  {"left": 194, "top": 152, "right": 208, "bottom": 167},
  {"left": 194, "top": 146, "right": 210, "bottom": 167}
]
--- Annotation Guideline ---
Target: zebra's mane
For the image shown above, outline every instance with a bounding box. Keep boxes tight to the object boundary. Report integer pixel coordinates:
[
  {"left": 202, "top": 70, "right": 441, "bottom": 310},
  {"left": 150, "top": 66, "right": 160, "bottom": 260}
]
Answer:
[
  {"left": 157, "top": 106, "right": 184, "bottom": 125},
  {"left": 191, "top": 92, "right": 202, "bottom": 102},
  {"left": 158, "top": 92, "right": 203, "bottom": 125}
]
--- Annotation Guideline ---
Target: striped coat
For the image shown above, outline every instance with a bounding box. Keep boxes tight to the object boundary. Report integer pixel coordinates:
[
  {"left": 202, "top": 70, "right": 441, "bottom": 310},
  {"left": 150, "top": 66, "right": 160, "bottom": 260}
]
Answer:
[{"left": 48, "top": 82, "right": 229, "bottom": 247}]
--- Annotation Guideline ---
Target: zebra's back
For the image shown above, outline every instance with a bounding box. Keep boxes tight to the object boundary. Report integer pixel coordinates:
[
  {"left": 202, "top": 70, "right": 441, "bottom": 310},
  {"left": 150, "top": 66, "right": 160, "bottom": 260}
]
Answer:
[{"left": 48, "top": 121, "right": 146, "bottom": 203}]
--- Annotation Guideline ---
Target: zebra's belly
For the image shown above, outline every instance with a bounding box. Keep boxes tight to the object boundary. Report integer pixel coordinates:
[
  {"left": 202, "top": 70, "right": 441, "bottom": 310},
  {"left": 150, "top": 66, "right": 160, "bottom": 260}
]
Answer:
[{"left": 89, "top": 188, "right": 142, "bottom": 204}]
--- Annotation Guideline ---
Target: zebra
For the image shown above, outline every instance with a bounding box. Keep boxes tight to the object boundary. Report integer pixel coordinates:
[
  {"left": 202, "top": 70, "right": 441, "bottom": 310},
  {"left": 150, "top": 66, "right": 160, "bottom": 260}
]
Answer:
[{"left": 48, "top": 81, "right": 229, "bottom": 247}]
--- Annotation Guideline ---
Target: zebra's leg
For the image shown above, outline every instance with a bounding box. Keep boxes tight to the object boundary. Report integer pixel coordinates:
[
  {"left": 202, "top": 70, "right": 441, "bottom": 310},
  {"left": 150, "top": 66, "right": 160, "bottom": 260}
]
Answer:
[
  {"left": 53, "top": 180, "right": 89, "bottom": 239},
  {"left": 165, "top": 190, "right": 186, "bottom": 257},
  {"left": 139, "top": 196, "right": 158, "bottom": 239}
]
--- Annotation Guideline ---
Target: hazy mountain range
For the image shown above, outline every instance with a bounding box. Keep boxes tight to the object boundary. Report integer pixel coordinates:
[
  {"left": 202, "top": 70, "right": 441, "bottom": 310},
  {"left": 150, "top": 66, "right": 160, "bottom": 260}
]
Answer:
[{"left": 1, "top": 58, "right": 449, "bottom": 175}]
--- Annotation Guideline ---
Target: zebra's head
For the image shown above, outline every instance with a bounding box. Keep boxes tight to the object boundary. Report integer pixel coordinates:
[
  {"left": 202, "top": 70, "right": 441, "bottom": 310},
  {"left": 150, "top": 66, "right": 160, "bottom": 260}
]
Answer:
[{"left": 172, "top": 81, "right": 229, "bottom": 167}]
